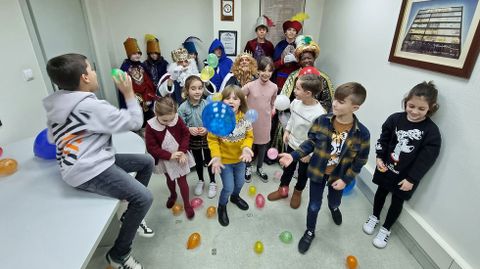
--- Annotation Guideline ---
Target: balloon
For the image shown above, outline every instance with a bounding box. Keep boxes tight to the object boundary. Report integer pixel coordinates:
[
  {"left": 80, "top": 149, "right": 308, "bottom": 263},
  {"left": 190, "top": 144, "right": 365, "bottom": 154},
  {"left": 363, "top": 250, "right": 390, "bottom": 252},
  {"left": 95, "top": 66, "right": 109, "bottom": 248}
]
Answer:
[
  {"left": 211, "top": 93, "right": 223, "bottom": 101},
  {"left": 279, "top": 186, "right": 289, "bottom": 197},
  {"left": 190, "top": 197, "right": 204, "bottom": 209},
  {"left": 273, "top": 171, "right": 283, "bottom": 180},
  {"left": 202, "top": 102, "right": 236, "bottom": 137},
  {"left": 266, "top": 148, "right": 278, "bottom": 160},
  {"left": 206, "top": 206, "right": 216, "bottom": 218},
  {"left": 111, "top": 68, "right": 125, "bottom": 80},
  {"left": 171, "top": 204, "right": 183, "bottom": 216},
  {"left": 274, "top": 95, "right": 290, "bottom": 111},
  {"left": 0, "top": 158, "right": 18, "bottom": 177},
  {"left": 255, "top": 194, "right": 265, "bottom": 208},
  {"left": 253, "top": 241, "right": 264, "bottom": 254},
  {"left": 346, "top": 255, "right": 358, "bottom": 269},
  {"left": 207, "top": 53, "right": 219, "bottom": 68},
  {"left": 187, "top": 232, "right": 201, "bottom": 249},
  {"left": 343, "top": 179, "right": 356, "bottom": 195},
  {"left": 206, "top": 95, "right": 214, "bottom": 104},
  {"left": 33, "top": 129, "right": 56, "bottom": 160},
  {"left": 298, "top": 66, "right": 321, "bottom": 77},
  {"left": 200, "top": 66, "right": 214, "bottom": 82},
  {"left": 0, "top": 147, "right": 3, "bottom": 158},
  {"left": 279, "top": 231, "right": 293, "bottom": 243},
  {"left": 248, "top": 185, "right": 257, "bottom": 197},
  {"left": 245, "top": 109, "right": 258, "bottom": 123}
]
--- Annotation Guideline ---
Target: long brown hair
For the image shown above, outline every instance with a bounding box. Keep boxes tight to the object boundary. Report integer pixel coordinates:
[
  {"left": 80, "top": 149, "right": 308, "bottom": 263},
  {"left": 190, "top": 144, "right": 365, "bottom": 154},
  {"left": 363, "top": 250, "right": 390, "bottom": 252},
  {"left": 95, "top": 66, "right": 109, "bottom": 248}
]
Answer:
[
  {"left": 403, "top": 81, "right": 439, "bottom": 117},
  {"left": 221, "top": 85, "right": 248, "bottom": 114}
]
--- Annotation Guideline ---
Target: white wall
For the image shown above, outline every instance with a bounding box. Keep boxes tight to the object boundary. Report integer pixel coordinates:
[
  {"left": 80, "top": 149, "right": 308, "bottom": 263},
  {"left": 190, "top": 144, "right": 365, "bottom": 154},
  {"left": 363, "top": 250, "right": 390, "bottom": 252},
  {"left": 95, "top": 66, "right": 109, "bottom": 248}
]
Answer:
[
  {"left": 318, "top": 1, "right": 480, "bottom": 268},
  {"left": 0, "top": 0, "right": 49, "bottom": 144}
]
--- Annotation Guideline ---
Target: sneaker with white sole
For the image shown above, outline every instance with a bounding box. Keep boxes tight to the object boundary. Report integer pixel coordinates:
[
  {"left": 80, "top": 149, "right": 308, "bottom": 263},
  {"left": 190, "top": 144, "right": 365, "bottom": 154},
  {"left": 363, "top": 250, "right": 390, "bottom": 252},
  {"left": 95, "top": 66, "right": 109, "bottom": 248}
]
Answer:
[
  {"left": 256, "top": 168, "right": 269, "bottom": 183},
  {"left": 137, "top": 219, "right": 154, "bottom": 238},
  {"left": 245, "top": 166, "right": 252, "bottom": 183},
  {"left": 194, "top": 181, "right": 204, "bottom": 196},
  {"left": 106, "top": 252, "right": 143, "bottom": 269},
  {"left": 373, "top": 227, "right": 391, "bottom": 248},
  {"left": 363, "top": 215, "right": 379, "bottom": 235},
  {"left": 208, "top": 182, "right": 217, "bottom": 198}
]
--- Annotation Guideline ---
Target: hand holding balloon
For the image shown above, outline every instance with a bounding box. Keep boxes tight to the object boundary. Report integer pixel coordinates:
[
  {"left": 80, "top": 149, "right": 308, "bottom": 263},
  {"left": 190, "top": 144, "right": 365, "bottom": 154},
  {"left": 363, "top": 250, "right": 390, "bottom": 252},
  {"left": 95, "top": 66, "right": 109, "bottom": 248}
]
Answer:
[{"left": 112, "top": 69, "right": 134, "bottom": 100}]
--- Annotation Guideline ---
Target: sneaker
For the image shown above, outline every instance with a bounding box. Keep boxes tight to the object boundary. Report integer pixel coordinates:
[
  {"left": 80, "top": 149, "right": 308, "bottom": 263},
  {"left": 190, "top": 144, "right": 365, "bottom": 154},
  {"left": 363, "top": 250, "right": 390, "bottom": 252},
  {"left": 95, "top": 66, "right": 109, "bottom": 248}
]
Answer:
[
  {"left": 256, "top": 168, "right": 269, "bottom": 183},
  {"left": 363, "top": 215, "right": 379, "bottom": 235},
  {"left": 298, "top": 230, "right": 315, "bottom": 254},
  {"left": 330, "top": 207, "right": 342, "bottom": 225},
  {"left": 137, "top": 219, "right": 154, "bottom": 238},
  {"left": 373, "top": 227, "right": 391, "bottom": 248},
  {"left": 208, "top": 182, "right": 217, "bottom": 198},
  {"left": 194, "top": 181, "right": 204, "bottom": 196},
  {"left": 106, "top": 252, "right": 143, "bottom": 269},
  {"left": 245, "top": 166, "right": 252, "bottom": 183}
]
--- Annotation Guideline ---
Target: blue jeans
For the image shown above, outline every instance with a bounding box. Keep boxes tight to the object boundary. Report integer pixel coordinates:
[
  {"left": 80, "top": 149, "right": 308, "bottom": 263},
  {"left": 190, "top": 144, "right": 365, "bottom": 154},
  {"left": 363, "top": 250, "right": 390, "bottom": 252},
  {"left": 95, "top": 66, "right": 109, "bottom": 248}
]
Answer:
[
  {"left": 77, "top": 154, "right": 154, "bottom": 259},
  {"left": 306, "top": 176, "right": 343, "bottom": 231},
  {"left": 219, "top": 162, "right": 246, "bottom": 205}
]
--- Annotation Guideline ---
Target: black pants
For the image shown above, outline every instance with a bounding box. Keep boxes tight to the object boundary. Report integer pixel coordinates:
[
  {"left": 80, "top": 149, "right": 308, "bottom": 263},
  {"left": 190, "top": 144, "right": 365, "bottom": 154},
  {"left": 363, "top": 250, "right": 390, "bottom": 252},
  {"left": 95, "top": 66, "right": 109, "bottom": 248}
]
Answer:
[
  {"left": 279, "top": 146, "right": 309, "bottom": 191},
  {"left": 373, "top": 185, "right": 404, "bottom": 230},
  {"left": 191, "top": 148, "right": 215, "bottom": 183}
]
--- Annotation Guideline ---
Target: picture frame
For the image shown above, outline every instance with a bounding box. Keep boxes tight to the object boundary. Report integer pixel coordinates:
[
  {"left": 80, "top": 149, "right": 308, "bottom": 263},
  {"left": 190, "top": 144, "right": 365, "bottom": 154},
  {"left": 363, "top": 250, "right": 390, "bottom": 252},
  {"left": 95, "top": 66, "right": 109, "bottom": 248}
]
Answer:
[
  {"left": 389, "top": 0, "right": 480, "bottom": 78},
  {"left": 219, "top": 30, "right": 237, "bottom": 56},
  {"left": 221, "top": 0, "right": 234, "bottom": 21}
]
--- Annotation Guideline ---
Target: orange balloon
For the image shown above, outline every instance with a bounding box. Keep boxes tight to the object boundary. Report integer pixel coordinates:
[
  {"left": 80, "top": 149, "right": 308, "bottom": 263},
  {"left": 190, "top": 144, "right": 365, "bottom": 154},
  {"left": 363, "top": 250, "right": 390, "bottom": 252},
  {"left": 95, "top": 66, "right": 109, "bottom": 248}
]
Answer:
[
  {"left": 346, "top": 255, "right": 358, "bottom": 269},
  {"left": 0, "top": 158, "right": 18, "bottom": 176},
  {"left": 171, "top": 204, "right": 183, "bottom": 216},
  {"left": 206, "top": 206, "right": 216, "bottom": 218},
  {"left": 187, "top": 232, "right": 201, "bottom": 249}
]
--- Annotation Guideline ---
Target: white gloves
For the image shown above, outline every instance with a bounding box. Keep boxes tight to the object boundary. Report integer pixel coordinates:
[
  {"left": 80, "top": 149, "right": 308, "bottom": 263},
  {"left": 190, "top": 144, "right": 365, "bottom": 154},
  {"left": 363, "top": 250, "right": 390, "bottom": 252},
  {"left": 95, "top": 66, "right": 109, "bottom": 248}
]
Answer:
[
  {"left": 283, "top": 53, "right": 297, "bottom": 64},
  {"left": 170, "top": 66, "right": 183, "bottom": 81}
]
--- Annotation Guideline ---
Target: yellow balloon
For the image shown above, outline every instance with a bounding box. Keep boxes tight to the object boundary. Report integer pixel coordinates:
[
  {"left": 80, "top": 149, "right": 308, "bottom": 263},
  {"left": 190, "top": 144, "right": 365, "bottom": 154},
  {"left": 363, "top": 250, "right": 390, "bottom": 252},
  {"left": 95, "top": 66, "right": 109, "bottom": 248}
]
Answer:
[
  {"left": 206, "top": 206, "right": 216, "bottom": 218},
  {"left": 248, "top": 185, "right": 256, "bottom": 196},
  {"left": 253, "top": 241, "right": 264, "bottom": 254},
  {"left": 212, "top": 93, "right": 222, "bottom": 102},
  {"left": 205, "top": 66, "right": 215, "bottom": 79},
  {"left": 0, "top": 158, "right": 18, "bottom": 177},
  {"left": 171, "top": 204, "right": 183, "bottom": 216},
  {"left": 187, "top": 232, "right": 201, "bottom": 249}
]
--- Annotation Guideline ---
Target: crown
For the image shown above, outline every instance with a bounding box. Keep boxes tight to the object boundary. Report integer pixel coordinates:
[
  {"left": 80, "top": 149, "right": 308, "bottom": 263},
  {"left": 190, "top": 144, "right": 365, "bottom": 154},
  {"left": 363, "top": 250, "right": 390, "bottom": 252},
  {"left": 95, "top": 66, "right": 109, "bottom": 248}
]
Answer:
[
  {"left": 171, "top": 47, "right": 189, "bottom": 62},
  {"left": 238, "top": 51, "right": 253, "bottom": 58},
  {"left": 294, "top": 35, "right": 320, "bottom": 60}
]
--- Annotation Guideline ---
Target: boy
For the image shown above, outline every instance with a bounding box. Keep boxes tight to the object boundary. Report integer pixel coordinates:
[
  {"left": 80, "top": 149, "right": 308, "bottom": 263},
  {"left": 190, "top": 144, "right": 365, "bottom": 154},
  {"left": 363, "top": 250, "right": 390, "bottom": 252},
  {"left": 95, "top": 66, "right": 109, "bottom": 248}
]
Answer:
[
  {"left": 278, "top": 82, "right": 370, "bottom": 254},
  {"left": 43, "top": 53, "right": 154, "bottom": 269},
  {"left": 267, "top": 74, "right": 326, "bottom": 209},
  {"left": 244, "top": 15, "right": 275, "bottom": 62},
  {"left": 142, "top": 35, "right": 168, "bottom": 88}
]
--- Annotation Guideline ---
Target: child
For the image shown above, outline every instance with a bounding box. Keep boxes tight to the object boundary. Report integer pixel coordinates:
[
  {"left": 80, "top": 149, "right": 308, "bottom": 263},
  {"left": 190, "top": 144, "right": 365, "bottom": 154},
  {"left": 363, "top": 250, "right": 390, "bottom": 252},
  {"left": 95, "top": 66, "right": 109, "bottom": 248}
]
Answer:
[
  {"left": 145, "top": 97, "right": 196, "bottom": 219},
  {"left": 178, "top": 75, "right": 217, "bottom": 198},
  {"left": 279, "top": 82, "right": 370, "bottom": 254},
  {"left": 267, "top": 74, "right": 326, "bottom": 208},
  {"left": 363, "top": 81, "right": 441, "bottom": 249},
  {"left": 242, "top": 56, "right": 277, "bottom": 182},
  {"left": 43, "top": 53, "right": 154, "bottom": 268},
  {"left": 142, "top": 35, "right": 169, "bottom": 88},
  {"left": 208, "top": 39, "right": 233, "bottom": 90},
  {"left": 244, "top": 15, "right": 275, "bottom": 62},
  {"left": 208, "top": 85, "right": 254, "bottom": 227}
]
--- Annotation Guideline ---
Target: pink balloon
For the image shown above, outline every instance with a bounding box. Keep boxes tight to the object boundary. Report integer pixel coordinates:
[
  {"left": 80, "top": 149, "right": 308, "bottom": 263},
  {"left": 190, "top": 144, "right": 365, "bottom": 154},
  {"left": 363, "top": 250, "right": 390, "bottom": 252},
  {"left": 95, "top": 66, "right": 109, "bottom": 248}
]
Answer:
[
  {"left": 280, "top": 186, "right": 289, "bottom": 196},
  {"left": 0, "top": 147, "right": 3, "bottom": 158},
  {"left": 267, "top": 148, "right": 278, "bottom": 160},
  {"left": 273, "top": 171, "right": 283, "bottom": 180},
  {"left": 190, "top": 197, "right": 204, "bottom": 209},
  {"left": 255, "top": 194, "right": 266, "bottom": 208}
]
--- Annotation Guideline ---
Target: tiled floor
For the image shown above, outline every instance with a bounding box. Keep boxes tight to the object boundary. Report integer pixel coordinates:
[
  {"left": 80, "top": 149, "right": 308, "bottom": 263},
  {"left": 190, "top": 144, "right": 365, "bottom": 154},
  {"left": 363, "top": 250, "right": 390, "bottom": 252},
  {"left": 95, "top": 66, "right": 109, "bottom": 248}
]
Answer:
[{"left": 87, "top": 163, "right": 422, "bottom": 269}]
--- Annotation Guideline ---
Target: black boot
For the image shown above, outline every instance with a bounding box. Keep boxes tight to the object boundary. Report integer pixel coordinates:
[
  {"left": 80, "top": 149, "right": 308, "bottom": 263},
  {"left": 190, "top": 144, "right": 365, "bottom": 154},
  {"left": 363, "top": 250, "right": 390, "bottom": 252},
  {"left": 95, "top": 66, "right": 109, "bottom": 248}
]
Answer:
[
  {"left": 218, "top": 204, "right": 229, "bottom": 226},
  {"left": 230, "top": 195, "right": 249, "bottom": 210}
]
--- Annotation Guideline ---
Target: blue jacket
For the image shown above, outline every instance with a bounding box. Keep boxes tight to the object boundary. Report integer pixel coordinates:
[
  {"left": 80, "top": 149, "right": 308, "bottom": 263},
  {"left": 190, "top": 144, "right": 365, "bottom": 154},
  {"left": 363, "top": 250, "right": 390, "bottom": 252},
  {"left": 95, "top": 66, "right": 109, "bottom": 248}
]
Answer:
[{"left": 208, "top": 39, "right": 233, "bottom": 90}]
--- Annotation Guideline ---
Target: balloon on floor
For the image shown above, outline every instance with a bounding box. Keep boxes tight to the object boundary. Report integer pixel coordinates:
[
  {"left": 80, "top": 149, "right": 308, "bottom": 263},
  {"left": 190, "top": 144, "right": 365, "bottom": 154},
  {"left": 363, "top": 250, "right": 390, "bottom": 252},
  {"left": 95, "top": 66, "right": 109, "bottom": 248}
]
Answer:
[
  {"left": 187, "top": 232, "right": 201, "bottom": 249},
  {"left": 346, "top": 255, "right": 358, "bottom": 269},
  {"left": 171, "top": 204, "right": 183, "bottom": 216},
  {"left": 206, "top": 206, "right": 216, "bottom": 218},
  {"left": 33, "top": 128, "right": 56, "bottom": 160},
  {"left": 0, "top": 158, "right": 18, "bottom": 177},
  {"left": 255, "top": 194, "right": 265, "bottom": 208},
  {"left": 279, "top": 231, "right": 293, "bottom": 243},
  {"left": 253, "top": 241, "right": 264, "bottom": 254},
  {"left": 190, "top": 197, "right": 203, "bottom": 209},
  {"left": 248, "top": 185, "right": 257, "bottom": 196}
]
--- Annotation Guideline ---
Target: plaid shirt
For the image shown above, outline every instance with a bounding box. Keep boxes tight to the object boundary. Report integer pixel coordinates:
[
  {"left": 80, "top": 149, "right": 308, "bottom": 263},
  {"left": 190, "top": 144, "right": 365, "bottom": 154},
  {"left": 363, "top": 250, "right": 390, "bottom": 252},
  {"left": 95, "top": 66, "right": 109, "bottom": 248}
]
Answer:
[{"left": 291, "top": 113, "right": 370, "bottom": 184}]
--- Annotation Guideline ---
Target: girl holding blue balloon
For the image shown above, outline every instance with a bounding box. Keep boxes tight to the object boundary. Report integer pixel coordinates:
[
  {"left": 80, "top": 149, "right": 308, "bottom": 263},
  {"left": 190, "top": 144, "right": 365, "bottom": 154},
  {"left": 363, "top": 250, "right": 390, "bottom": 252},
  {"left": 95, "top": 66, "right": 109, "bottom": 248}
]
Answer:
[{"left": 207, "top": 85, "right": 254, "bottom": 227}]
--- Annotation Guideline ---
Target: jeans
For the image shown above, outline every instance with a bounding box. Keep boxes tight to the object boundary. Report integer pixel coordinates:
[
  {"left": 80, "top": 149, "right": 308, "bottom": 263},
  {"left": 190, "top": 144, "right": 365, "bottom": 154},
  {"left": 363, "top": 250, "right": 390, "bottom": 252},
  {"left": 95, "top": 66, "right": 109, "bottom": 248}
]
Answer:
[
  {"left": 219, "top": 162, "right": 246, "bottom": 205},
  {"left": 77, "top": 153, "right": 154, "bottom": 259},
  {"left": 306, "top": 176, "right": 343, "bottom": 231}
]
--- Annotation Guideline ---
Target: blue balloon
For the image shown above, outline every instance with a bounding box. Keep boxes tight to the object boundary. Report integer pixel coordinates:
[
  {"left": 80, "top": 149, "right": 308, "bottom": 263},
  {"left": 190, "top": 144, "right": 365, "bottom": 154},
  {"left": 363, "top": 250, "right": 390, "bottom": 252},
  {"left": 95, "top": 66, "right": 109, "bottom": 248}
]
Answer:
[
  {"left": 343, "top": 179, "right": 356, "bottom": 195},
  {"left": 33, "top": 128, "right": 56, "bottom": 160},
  {"left": 202, "top": 101, "right": 236, "bottom": 136},
  {"left": 206, "top": 95, "right": 214, "bottom": 104},
  {"left": 245, "top": 109, "right": 258, "bottom": 123}
]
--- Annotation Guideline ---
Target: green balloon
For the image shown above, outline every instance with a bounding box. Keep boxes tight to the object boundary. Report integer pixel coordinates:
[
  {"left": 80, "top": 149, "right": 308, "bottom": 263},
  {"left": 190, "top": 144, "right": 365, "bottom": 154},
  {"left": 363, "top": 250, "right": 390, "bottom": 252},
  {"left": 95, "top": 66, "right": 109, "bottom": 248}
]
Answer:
[
  {"left": 279, "top": 231, "right": 293, "bottom": 243},
  {"left": 207, "top": 53, "right": 219, "bottom": 68},
  {"left": 111, "top": 68, "right": 124, "bottom": 80}
]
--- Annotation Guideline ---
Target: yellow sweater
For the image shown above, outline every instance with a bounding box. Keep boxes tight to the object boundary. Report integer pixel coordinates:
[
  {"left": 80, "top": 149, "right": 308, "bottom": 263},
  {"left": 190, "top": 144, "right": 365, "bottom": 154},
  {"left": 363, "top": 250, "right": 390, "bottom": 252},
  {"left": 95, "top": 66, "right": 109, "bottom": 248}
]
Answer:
[{"left": 207, "top": 112, "right": 254, "bottom": 164}]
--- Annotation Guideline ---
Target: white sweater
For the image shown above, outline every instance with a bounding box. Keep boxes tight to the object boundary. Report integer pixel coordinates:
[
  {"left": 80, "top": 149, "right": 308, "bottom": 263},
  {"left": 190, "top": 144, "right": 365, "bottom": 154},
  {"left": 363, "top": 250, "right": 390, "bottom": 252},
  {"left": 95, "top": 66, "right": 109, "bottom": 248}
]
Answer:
[{"left": 285, "top": 99, "right": 326, "bottom": 150}]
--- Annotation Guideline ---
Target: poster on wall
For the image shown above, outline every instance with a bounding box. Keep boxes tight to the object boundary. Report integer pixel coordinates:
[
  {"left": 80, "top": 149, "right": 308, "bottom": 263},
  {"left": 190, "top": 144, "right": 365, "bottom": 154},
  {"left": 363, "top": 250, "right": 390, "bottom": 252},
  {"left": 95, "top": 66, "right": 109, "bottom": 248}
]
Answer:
[
  {"left": 389, "top": 0, "right": 480, "bottom": 78},
  {"left": 219, "top": 30, "right": 237, "bottom": 56},
  {"left": 260, "top": 0, "right": 306, "bottom": 45}
]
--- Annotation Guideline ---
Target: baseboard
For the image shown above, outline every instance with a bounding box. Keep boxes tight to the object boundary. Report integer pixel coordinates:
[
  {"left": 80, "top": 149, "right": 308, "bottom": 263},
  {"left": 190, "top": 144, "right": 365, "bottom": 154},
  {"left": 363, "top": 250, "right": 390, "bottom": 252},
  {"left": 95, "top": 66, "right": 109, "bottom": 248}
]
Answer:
[{"left": 356, "top": 167, "right": 472, "bottom": 269}]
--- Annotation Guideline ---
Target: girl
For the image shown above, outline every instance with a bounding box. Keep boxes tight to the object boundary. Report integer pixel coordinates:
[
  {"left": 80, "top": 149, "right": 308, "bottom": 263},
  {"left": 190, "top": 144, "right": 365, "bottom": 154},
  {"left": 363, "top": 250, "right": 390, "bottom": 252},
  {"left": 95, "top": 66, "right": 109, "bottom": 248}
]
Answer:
[
  {"left": 178, "top": 75, "right": 217, "bottom": 198},
  {"left": 363, "top": 81, "right": 441, "bottom": 248},
  {"left": 208, "top": 85, "right": 254, "bottom": 227},
  {"left": 145, "top": 97, "right": 196, "bottom": 219},
  {"left": 242, "top": 56, "right": 277, "bottom": 183}
]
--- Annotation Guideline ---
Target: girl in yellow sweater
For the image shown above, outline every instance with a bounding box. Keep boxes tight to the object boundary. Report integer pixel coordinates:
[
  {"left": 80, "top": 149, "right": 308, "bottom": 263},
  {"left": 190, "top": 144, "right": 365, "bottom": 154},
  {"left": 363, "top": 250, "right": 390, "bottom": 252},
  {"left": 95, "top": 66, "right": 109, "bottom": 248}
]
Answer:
[{"left": 208, "top": 85, "right": 254, "bottom": 226}]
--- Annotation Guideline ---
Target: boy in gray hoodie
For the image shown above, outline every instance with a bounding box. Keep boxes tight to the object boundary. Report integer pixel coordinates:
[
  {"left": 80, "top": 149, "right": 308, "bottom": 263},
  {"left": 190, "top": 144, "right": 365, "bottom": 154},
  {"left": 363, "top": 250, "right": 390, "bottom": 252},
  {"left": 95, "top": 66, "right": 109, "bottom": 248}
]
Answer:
[{"left": 43, "top": 53, "right": 154, "bottom": 269}]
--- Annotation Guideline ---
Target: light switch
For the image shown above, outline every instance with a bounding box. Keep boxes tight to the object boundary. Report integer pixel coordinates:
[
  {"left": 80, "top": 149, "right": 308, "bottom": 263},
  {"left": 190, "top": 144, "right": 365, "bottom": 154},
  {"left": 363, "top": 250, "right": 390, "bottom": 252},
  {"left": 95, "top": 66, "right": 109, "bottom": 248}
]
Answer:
[{"left": 22, "top": 69, "right": 34, "bottom": 81}]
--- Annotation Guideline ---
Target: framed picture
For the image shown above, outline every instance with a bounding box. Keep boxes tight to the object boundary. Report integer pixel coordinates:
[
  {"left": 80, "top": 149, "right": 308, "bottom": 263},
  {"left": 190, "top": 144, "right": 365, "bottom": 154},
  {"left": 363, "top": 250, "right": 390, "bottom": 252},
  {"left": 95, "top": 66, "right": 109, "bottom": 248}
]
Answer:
[
  {"left": 389, "top": 0, "right": 480, "bottom": 78},
  {"left": 219, "top": 30, "right": 237, "bottom": 56},
  {"left": 221, "top": 0, "right": 234, "bottom": 21}
]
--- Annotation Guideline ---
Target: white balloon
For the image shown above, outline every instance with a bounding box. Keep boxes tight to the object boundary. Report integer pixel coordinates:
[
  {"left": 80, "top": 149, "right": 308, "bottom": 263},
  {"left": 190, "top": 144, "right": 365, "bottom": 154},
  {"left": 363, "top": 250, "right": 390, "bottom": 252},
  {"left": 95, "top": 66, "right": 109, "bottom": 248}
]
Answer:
[{"left": 274, "top": 95, "right": 290, "bottom": 111}]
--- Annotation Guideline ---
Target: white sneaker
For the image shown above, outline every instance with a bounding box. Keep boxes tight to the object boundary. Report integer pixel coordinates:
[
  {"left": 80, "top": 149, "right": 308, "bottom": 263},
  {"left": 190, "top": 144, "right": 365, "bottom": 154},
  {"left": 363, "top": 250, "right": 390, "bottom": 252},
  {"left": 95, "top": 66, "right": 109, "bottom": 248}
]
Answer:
[
  {"left": 208, "top": 182, "right": 217, "bottom": 198},
  {"left": 137, "top": 219, "right": 154, "bottom": 238},
  {"left": 363, "top": 215, "right": 379, "bottom": 235},
  {"left": 107, "top": 252, "right": 143, "bottom": 269},
  {"left": 373, "top": 227, "right": 391, "bottom": 248},
  {"left": 194, "top": 181, "right": 204, "bottom": 196}
]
